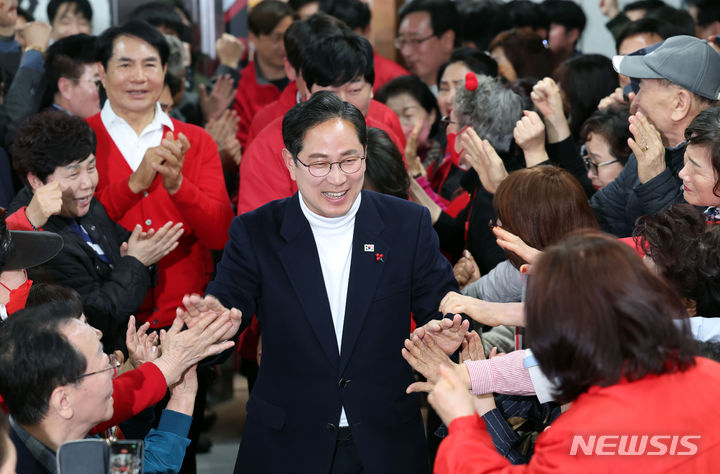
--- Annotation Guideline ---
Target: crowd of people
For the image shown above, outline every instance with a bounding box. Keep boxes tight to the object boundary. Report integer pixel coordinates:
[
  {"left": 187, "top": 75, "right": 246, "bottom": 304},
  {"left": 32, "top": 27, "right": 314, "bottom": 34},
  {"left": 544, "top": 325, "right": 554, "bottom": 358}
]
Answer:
[{"left": 1, "top": 0, "right": 720, "bottom": 473}]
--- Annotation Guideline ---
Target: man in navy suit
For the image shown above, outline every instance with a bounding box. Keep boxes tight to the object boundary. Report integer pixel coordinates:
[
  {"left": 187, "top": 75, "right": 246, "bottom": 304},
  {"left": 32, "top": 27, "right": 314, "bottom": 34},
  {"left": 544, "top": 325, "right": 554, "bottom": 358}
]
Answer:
[{"left": 180, "top": 91, "right": 464, "bottom": 473}]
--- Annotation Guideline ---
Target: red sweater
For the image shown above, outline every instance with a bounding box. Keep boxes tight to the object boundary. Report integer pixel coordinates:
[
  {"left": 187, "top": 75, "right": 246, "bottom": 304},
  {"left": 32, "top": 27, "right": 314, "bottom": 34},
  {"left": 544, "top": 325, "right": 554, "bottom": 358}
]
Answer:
[
  {"left": 233, "top": 61, "right": 283, "bottom": 149},
  {"left": 248, "top": 81, "right": 299, "bottom": 146},
  {"left": 236, "top": 114, "right": 404, "bottom": 214},
  {"left": 373, "top": 51, "right": 409, "bottom": 94},
  {"left": 87, "top": 114, "right": 233, "bottom": 328},
  {"left": 435, "top": 357, "right": 720, "bottom": 473}
]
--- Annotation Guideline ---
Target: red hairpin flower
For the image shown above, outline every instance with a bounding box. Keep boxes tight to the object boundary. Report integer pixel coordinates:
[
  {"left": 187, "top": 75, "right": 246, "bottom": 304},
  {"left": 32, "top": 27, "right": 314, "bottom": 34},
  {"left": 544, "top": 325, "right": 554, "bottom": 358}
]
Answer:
[
  {"left": 465, "top": 72, "right": 478, "bottom": 91},
  {"left": 375, "top": 253, "right": 384, "bottom": 262}
]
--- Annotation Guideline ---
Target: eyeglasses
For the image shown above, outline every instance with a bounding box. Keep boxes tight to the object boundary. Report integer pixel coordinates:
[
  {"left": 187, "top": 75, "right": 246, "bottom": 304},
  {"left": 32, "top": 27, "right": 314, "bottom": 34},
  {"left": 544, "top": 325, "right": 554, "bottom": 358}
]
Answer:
[
  {"left": 394, "top": 34, "right": 435, "bottom": 50},
  {"left": 295, "top": 155, "right": 365, "bottom": 178},
  {"left": 582, "top": 154, "right": 618, "bottom": 175},
  {"left": 76, "top": 353, "right": 120, "bottom": 380}
]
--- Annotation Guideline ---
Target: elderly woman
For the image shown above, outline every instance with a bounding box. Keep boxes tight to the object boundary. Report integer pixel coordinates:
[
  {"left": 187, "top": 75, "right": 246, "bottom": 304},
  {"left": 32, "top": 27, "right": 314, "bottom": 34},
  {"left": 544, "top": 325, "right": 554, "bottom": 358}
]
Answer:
[
  {"left": 411, "top": 74, "right": 524, "bottom": 273},
  {"left": 678, "top": 105, "right": 720, "bottom": 216},
  {"left": 428, "top": 231, "right": 720, "bottom": 472}
]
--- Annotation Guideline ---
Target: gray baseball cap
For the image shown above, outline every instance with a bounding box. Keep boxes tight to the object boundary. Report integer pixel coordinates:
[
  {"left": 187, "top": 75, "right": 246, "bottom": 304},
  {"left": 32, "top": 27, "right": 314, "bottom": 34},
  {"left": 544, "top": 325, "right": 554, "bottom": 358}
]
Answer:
[{"left": 612, "top": 35, "right": 720, "bottom": 100}]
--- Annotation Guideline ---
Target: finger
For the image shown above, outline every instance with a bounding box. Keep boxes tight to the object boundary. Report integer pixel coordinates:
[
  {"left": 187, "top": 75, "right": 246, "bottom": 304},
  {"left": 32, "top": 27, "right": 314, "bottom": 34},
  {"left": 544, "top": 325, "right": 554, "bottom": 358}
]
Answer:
[
  {"left": 167, "top": 315, "right": 185, "bottom": 337},
  {"left": 178, "top": 133, "right": 191, "bottom": 154},
  {"left": 406, "top": 381, "right": 434, "bottom": 394},
  {"left": 203, "top": 339, "right": 236, "bottom": 357},
  {"left": 489, "top": 347, "right": 498, "bottom": 358}
]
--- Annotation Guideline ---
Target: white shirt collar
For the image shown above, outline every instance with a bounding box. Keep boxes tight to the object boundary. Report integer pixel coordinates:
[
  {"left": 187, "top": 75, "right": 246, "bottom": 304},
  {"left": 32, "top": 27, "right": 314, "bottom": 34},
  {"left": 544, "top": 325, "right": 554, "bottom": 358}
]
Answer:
[{"left": 100, "top": 100, "right": 174, "bottom": 135}]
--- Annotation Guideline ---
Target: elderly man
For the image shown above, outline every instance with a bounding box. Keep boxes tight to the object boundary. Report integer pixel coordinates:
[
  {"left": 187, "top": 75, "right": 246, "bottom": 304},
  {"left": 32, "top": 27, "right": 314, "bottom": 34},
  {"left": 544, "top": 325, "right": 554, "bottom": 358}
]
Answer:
[
  {"left": 396, "top": 0, "right": 457, "bottom": 94},
  {"left": 182, "top": 91, "right": 465, "bottom": 473},
  {"left": 0, "top": 300, "right": 235, "bottom": 474},
  {"left": 87, "top": 20, "right": 233, "bottom": 330},
  {"left": 591, "top": 35, "right": 720, "bottom": 236}
]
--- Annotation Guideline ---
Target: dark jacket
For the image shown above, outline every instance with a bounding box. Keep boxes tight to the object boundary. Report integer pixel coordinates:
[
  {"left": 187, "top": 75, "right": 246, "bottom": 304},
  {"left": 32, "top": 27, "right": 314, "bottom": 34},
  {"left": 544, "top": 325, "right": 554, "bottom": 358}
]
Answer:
[
  {"left": 434, "top": 168, "right": 507, "bottom": 274},
  {"left": 10, "top": 187, "right": 153, "bottom": 349},
  {"left": 590, "top": 143, "right": 686, "bottom": 237},
  {"left": 207, "top": 191, "right": 458, "bottom": 474}
]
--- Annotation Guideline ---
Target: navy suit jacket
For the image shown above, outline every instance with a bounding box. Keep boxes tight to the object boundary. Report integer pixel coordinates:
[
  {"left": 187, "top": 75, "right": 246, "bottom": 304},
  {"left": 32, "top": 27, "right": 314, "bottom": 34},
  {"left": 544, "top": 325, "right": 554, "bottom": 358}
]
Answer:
[{"left": 207, "top": 191, "right": 458, "bottom": 474}]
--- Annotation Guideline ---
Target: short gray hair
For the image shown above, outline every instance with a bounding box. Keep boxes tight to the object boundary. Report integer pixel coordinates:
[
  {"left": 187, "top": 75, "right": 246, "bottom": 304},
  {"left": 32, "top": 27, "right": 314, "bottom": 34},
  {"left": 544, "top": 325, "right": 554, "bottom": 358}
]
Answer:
[{"left": 454, "top": 75, "right": 523, "bottom": 153}]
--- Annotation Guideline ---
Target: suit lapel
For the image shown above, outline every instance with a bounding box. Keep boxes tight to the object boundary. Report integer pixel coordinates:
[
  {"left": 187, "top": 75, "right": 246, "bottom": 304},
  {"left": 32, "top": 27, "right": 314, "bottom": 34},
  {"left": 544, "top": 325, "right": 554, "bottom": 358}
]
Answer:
[
  {"left": 340, "top": 192, "right": 387, "bottom": 372},
  {"left": 278, "top": 194, "right": 340, "bottom": 368}
]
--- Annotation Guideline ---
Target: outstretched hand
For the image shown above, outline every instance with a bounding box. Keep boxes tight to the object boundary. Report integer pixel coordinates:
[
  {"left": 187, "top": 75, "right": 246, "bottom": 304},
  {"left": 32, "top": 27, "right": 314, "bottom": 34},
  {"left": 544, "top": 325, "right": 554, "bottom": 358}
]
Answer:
[
  {"left": 177, "top": 293, "right": 243, "bottom": 342},
  {"left": 414, "top": 313, "right": 469, "bottom": 354},
  {"left": 402, "top": 332, "right": 454, "bottom": 393},
  {"left": 428, "top": 364, "right": 477, "bottom": 427}
]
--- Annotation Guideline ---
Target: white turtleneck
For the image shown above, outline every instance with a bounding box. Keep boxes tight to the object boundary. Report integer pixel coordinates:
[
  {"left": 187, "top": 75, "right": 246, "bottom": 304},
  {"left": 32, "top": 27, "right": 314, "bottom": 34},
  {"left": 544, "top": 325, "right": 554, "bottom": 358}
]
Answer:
[{"left": 299, "top": 191, "right": 361, "bottom": 427}]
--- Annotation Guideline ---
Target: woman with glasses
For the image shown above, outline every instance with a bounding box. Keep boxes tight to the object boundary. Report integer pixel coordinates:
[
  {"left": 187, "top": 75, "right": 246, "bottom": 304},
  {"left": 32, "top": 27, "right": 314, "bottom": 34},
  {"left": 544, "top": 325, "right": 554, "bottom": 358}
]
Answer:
[{"left": 579, "top": 106, "right": 631, "bottom": 190}]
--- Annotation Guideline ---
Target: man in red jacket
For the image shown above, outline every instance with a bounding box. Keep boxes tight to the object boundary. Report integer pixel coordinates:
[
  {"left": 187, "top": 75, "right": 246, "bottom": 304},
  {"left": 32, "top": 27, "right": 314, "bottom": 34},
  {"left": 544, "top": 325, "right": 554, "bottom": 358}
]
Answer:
[
  {"left": 233, "top": 0, "right": 295, "bottom": 148},
  {"left": 88, "top": 20, "right": 233, "bottom": 329},
  {"left": 247, "top": 13, "right": 405, "bottom": 147},
  {"left": 238, "top": 31, "right": 405, "bottom": 214}
]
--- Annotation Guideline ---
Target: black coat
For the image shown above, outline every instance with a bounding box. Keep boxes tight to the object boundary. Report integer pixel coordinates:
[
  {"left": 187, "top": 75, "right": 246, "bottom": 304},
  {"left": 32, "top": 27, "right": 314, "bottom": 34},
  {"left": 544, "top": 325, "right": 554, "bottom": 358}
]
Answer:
[{"left": 10, "top": 187, "right": 153, "bottom": 349}]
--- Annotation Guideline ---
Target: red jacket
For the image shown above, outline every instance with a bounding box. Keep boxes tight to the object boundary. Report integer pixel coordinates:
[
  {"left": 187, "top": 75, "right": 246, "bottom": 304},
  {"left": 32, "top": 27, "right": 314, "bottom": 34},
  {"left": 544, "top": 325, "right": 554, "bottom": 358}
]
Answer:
[
  {"left": 87, "top": 115, "right": 234, "bottom": 328},
  {"left": 236, "top": 114, "right": 404, "bottom": 214},
  {"left": 373, "top": 51, "right": 409, "bottom": 94},
  {"left": 435, "top": 357, "right": 720, "bottom": 473},
  {"left": 248, "top": 81, "right": 299, "bottom": 146},
  {"left": 368, "top": 99, "right": 406, "bottom": 151},
  {"left": 233, "top": 61, "right": 283, "bottom": 149}
]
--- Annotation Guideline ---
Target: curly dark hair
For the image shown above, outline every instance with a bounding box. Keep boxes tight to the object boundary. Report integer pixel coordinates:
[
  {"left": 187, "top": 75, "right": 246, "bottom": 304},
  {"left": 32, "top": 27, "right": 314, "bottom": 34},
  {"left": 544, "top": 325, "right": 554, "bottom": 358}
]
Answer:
[
  {"left": 634, "top": 203, "right": 720, "bottom": 316},
  {"left": 579, "top": 105, "right": 632, "bottom": 165},
  {"left": 12, "top": 110, "right": 96, "bottom": 184}
]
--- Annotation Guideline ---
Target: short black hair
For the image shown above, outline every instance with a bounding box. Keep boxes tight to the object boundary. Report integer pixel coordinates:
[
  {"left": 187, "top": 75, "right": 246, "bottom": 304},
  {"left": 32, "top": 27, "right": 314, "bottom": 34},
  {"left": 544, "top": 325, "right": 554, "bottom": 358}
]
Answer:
[
  {"left": 12, "top": 110, "right": 97, "bottom": 184},
  {"left": 131, "top": 2, "right": 189, "bottom": 41},
  {"left": 96, "top": 19, "right": 170, "bottom": 69},
  {"left": 319, "top": 0, "right": 370, "bottom": 31},
  {"left": 375, "top": 74, "right": 440, "bottom": 138},
  {"left": 398, "top": 0, "right": 458, "bottom": 38},
  {"left": 614, "top": 18, "right": 675, "bottom": 53},
  {"left": 283, "top": 90, "right": 367, "bottom": 159},
  {"left": 284, "top": 12, "right": 348, "bottom": 72},
  {"left": 300, "top": 32, "right": 375, "bottom": 90},
  {"left": 542, "top": 0, "right": 586, "bottom": 33},
  {"left": 457, "top": 1, "right": 513, "bottom": 51},
  {"left": 436, "top": 47, "right": 498, "bottom": 86},
  {"left": 27, "top": 283, "right": 84, "bottom": 315},
  {"left": 248, "top": 0, "right": 296, "bottom": 36},
  {"left": 41, "top": 33, "right": 98, "bottom": 109},
  {"left": 16, "top": 7, "right": 34, "bottom": 23},
  {"left": 47, "top": 0, "right": 93, "bottom": 23},
  {"left": 365, "top": 128, "right": 409, "bottom": 199},
  {"left": 507, "top": 0, "right": 549, "bottom": 33},
  {"left": 623, "top": 0, "right": 666, "bottom": 13},
  {"left": 0, "top": 302, "right": 86, "bottom": 425},
  {"left": 697, "top": 1, "right": 720, "bottom": 27},
  {"left": 289, "top": 0, "right": 318, "bottom": 13},
  {"left": 645, "top": 6, "right": 696, "bottom": 37}
]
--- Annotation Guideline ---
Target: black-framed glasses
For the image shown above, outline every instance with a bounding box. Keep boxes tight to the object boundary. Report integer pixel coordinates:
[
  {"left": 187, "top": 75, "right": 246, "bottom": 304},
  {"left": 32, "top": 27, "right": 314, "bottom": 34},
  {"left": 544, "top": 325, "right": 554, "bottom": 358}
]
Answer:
[
  {"left": 76, "top": 353, "right": 120, "bottom": 380},
  {"left": 295, "top": 155, "right": 366, "bottom": 178},
  {"left": 440, "top": 116, "right": 456, "bottom": 132},
  {"left": 394, "top": 34, "right": 435, "bottom": 50}
]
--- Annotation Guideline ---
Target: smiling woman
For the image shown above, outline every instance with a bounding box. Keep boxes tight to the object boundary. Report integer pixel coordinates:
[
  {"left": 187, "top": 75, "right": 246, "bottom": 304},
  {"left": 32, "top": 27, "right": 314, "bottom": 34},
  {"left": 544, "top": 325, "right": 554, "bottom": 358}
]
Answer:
[{"left": 679, "top": 106, "right": 720, "bottom": 209}]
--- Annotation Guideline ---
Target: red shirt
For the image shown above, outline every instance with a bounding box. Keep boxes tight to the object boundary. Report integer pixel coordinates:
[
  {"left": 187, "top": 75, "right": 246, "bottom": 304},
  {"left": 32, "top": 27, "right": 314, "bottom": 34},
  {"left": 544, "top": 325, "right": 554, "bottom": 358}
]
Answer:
[
  {"left": 236, "top": 114, "right": 404, "bottom": 214},
  {"left": 233, "top": 61, "right": 284, "bottom": 148},
  {"left": 373, "top": 51, "right": 409, "bottom": 94},
  {"left": 87, "top": 114, "right": 234, "bottom": 327},
  {"left": 248, "top": 81, "right": 299, "bottom": 146},
  {"left": 436, "top": 357, "right": 720, "bottom": 473}
]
